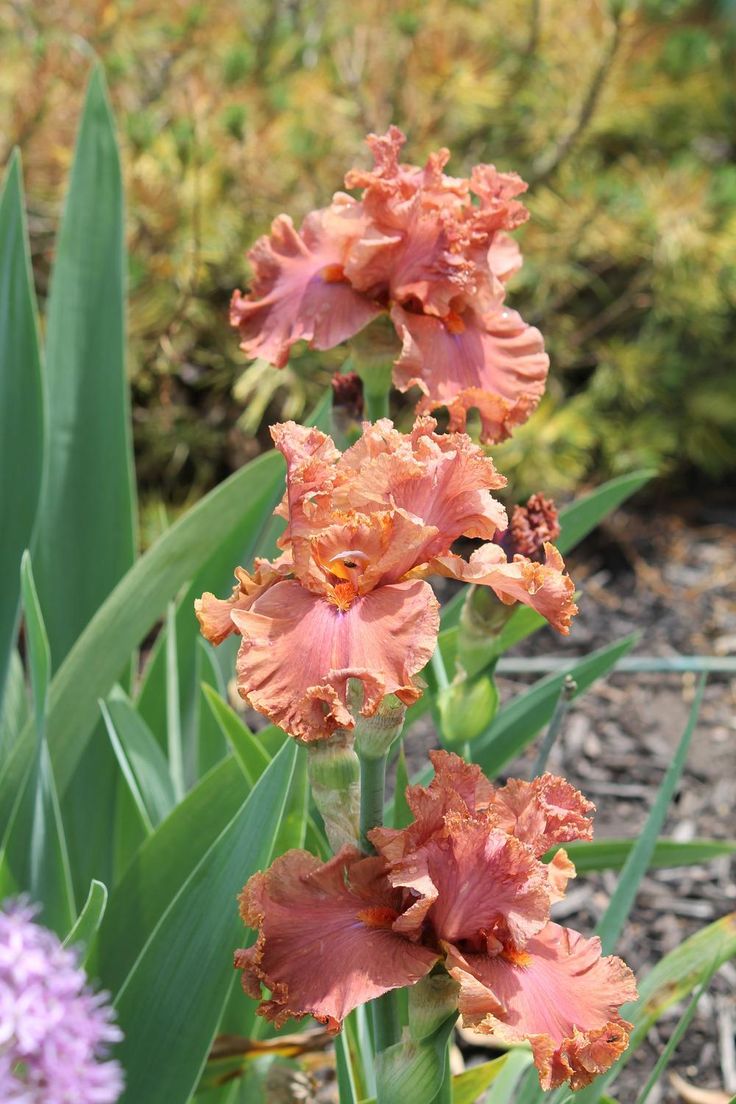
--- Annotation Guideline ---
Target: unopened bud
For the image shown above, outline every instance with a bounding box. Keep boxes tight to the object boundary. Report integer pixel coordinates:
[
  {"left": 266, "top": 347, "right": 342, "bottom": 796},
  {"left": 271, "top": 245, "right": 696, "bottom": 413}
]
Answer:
[
  {"left": 438, "top": 672, "right": 499, "bottom": 746},
  {"left": 350, "top": 681, "right": 407, "bottom": 760},
  {"left": 408, "top": 969, "right": 460, "bottom": 1041},
  {"left": 457, "top": 584, "right": 515, "bottom": 677},
  {"left": 307, "top": 730, "right": 360, "bottom": 853}
]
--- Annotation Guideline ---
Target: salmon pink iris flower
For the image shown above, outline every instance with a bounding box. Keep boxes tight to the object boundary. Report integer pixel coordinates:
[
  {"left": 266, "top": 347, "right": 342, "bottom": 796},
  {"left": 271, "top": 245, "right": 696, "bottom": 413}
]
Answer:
[
  {"left": 230, "top": 127, "right": 548, "bottom": 444},
  {"left": 195, "top": 418, "right": 576, "bottom": 742},
  {"left": 235, "top": 752, "right": 636, "bottom": 1091}
]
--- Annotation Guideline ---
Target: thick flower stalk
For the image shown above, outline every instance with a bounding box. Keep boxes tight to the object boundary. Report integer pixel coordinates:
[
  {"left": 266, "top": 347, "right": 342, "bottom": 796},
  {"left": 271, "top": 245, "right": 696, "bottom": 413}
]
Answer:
[
  {"left": 196, "top": 417, "right": 576, "bottom": 743},
  {"left": 230, "top": 126, "right": 548, "bottom": 444},
  {"left": 234, "top": 752, "right": 636, "bottom": 1092},
  {"left": 0, "top": 900, "right": 123, "bottom": 1103}
]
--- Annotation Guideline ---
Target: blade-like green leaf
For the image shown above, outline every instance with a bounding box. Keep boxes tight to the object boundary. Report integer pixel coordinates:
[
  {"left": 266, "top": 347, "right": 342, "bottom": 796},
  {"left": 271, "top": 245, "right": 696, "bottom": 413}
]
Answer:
[
  {"left": 274, "top": 745, "right": 308, "bottom": 854},
  {"left": 595, "top": 675, "right": 705, "bottom": 953},
  {"left": 20, "top": 551, "right": 50, "bottom": 730},
  {"left": 135, "top": 463, "right": 283, "bottom": 754},
  {"left": 453, "top": 1051, "right": 531, "bottom": 1104},
  {"left": 196, "top": 639, "right": 229, "bottom": 777},
  {"left": 63, "top": 879, "right": 108, "bottom": 964},
  {"left": 551, "top": 837, "right": 736, "bottom": 874},
  {"left": 201, "top": 683, "right": 272, "bottom": 786},
  {"left": 14, "top": 554, "right": 75, "bottom": 934},
  {"left": 0, "top": 649, "right": 29, "bottom": 759},
  {"left": 472, "top": 635, "right": 638, "bottom": 777},
  {"left": 165, "top": 602, "right": 186, "bottom": 798},
  {"left": 35, "top": 63, "right": 135, "bottom": 663},
  {"left": 97, "top": 755, "right": 249, "bottom": 993},
  {"left": 485, "top": 1049, "right": 534, "bottom": 1103},
  {"left": 0, "top": 152, "right": 44, "bottom": 707},
  {"left": 635, "top": 967, "right": 717, "bottom": 1104},
  {"left": 0, "top": 448, "right": 287, "bottom": 845},
  {"left": 555, "top": 470, "right": 655, "bottom": 555},
  {"left": 335, "top": 1031, "right": 360, "bottom": 1104},
  {"left": 112, "top": 769, "right": 149, "bottom": 885},
  {"left": 100, "top": 691, "right": 176, "bottom": 830},
  {"left": 633, "top": 912, "right": 736, "bottom": 1038},
  {"left": 26, "top": 737, "right": 74, "bottom": 936},
  {"left": 33, "top": 65, "right": 136, "bottom": 897},
  {"left": 113, "top": 741, "right": 298, "bottom": 1104}
]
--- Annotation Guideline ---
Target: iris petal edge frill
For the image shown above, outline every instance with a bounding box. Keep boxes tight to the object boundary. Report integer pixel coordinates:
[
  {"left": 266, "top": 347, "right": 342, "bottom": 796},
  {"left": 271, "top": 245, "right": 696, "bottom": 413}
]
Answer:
[
  {"left": 444, "top": 923, "right": 638, "bottom": 1091},
  {"left": 235, "top": 848, "right": 439, "bottom": 1032}
]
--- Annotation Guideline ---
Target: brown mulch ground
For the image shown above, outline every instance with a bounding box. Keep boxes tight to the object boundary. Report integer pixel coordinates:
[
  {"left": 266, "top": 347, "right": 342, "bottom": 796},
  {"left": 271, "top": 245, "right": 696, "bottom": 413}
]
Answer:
[{"left": 459, "top": 503, "right": 736, "bottom": 1103}]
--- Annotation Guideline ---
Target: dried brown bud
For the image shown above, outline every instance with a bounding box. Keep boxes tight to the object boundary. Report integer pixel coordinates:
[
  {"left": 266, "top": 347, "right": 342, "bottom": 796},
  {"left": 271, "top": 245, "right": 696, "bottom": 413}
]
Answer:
[{"left": 506, "top": 493, "right": 560, "bottom": 561}]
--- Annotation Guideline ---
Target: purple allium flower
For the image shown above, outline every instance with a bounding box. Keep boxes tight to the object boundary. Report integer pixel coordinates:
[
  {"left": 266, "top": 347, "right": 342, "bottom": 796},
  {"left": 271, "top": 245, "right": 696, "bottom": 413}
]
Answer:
[{"left": 0, "top": 899, "right": 123, "bottom": 1103}]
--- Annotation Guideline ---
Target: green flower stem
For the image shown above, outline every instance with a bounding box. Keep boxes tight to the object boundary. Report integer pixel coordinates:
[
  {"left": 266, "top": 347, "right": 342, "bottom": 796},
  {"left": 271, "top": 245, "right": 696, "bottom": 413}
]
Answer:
[
  {"left": 358, "top": 750, "right": 387, "bottom": 852},
  {"left": 358, "top": 361, "right": 392, "bottom": 424},
  {"left": 358, "top": 746, "right": 400, "bottom": 1050},
  {"left": 430, "top": 644, "right": 450, "bottom": 692},
  {"left": 532, "top": 674, "right": 576, "bottom": 777},
  {"left": 364, "top": 385, "right": 389, "bottom": 423}
]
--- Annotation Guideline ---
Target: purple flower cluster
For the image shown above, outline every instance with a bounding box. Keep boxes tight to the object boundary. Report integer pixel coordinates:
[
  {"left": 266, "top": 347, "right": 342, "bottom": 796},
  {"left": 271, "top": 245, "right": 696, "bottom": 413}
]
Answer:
[{"left": 0, "top": 900, "right": 123, "bottom": 1103}]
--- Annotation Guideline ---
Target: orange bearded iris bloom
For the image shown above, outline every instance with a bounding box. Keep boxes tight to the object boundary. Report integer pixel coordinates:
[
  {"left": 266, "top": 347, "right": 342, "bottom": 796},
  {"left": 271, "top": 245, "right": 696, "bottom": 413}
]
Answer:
[
  {"left": 230, "top": 127, "right": 548, "bottom": 444},
  {"left": 195, "top": 417, "right": 577, "bottom": 743},
  {"left": 235, "top": 752, "right": 637, "bottom": 1092}
]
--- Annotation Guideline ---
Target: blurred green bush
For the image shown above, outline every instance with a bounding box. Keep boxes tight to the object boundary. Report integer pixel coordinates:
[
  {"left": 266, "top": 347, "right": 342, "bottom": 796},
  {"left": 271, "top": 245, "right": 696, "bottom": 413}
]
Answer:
[{"left": 2, "top": 0, "right": 735, "bottom": 504}]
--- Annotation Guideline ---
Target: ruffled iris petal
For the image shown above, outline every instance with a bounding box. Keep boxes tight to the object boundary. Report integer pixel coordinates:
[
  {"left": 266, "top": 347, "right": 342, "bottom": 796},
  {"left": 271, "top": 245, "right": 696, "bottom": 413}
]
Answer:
[
  {"left": 231, "top": 578, "right": 438, "bottom": 742},
  {"left": 338, "top": 417, "right": 507, "bottom": 545},
  {"left": 237, "top": 849, "right": 438, "bottom": 1032},
  {"left": 231, "top": 206, "right": 381, "bottom": 368},
  {"left": 430, "top": 541, "right": 577, "bottom": 635},
  {"left": 391, "top": 304, "right": 548, "bottom": 445},
  {"left": 445, "top": 921, "right": 637, "bottom": 1091},
  {"left": 388, "top": 817, "right": 550, "bottom": 951},
  {"left": 489, "top": 774, "right": 595, "bottom": 857}
]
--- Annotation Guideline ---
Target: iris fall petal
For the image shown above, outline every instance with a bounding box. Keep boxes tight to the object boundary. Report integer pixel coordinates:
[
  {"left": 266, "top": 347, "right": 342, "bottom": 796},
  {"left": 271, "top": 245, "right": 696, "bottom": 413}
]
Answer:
[
  {"left": 231, "top": 206, "right": 381, "bottom": 368},
  {"left": 231, "top": 578, "right": 439, "bottom": 742},
  {"left": 237, "top": 848, "right": 438, "bottom": 1031},
  {"left": 445, "top": 922, "right": 637, "bottom": 1091},
  {"left": 391, "top": 304, "right": 548, "bottom": 445}
]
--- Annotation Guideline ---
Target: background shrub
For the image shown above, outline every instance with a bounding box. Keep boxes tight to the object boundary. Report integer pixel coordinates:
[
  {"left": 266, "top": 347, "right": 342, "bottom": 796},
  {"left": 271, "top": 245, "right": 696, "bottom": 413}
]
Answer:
[{"left": 2, "top": 0, "right": 734, "bottom": 512}]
